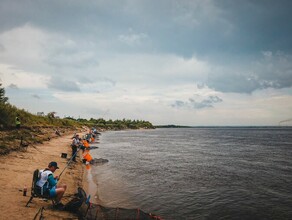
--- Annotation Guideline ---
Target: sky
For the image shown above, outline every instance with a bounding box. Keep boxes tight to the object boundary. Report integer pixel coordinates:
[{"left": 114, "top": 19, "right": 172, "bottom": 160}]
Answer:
[{"left": 0, "top": 0, "right": 292, "bottom": 126}]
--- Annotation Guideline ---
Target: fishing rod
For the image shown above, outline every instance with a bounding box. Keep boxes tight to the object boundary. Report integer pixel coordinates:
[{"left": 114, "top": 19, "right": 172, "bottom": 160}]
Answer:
[{"left": 58, "top": 146, "right": 82, "bottom": 178}]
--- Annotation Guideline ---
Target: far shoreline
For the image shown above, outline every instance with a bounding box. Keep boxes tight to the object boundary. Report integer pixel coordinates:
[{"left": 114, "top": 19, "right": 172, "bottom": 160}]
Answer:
[{"left": 155, "top": 125, "right": 292, "bottom": 128}]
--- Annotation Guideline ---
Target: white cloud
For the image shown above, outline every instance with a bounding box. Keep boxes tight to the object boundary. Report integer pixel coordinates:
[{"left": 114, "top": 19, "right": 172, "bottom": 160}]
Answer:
[
  {"left": 118, "top": 28, "right": 148, "bottom": 46},
  {"left": 0, "top": 64, "right": 49, "bottom": 89},
  {"left": 0, "top": 23, "right": 49, "bottom": 71},
  {"left": 172, "top": 0, "right": 222, "bottom": 26},
  {"left": 0, "top": 1, "right": 291, "bottom": 126},
  {"left": 207, "top": 51, "right": 292, "bottom": 93},
  {"left": 95, "top": 53, "right": 209, "bottom": 86}
]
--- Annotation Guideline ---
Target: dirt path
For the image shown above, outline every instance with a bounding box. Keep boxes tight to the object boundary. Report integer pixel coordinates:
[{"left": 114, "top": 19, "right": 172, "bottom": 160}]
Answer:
[{"left": 0, "top": 133, "right": 85, "bottom": 219}]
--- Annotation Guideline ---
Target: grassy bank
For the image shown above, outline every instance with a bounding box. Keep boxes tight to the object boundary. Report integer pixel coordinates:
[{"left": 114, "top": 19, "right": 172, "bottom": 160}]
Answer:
[{"left": 0, "top": 84, "right": 154, "bottom": 154}]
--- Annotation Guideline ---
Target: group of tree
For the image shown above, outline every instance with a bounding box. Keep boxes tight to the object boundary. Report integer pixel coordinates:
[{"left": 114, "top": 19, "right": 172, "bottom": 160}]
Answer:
[
  {"left": 0, "top": 83, "right": 8, "bottom": 104},
  {"left": 0, "top": 83, "right": 154, "bottom": 130},
  {"left": 0, "top": 83, "right": 11, "bottom": 127},
  {"left": 65, "top": 117, "right": 154, "bottom": 130}
]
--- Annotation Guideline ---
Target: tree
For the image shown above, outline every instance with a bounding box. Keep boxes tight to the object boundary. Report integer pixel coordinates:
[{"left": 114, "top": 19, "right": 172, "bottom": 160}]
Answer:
[
  {"left": 0, "top": 83, "right": 8, "bottom": 104},
  {"left": 47, "top": 111, "right": 56, "bottom": 118}
]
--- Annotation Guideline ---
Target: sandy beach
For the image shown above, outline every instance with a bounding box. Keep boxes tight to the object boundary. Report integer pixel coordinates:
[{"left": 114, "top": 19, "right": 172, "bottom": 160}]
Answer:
[{"left": 0, "top": 131, "right": 89, "bottom": 219}]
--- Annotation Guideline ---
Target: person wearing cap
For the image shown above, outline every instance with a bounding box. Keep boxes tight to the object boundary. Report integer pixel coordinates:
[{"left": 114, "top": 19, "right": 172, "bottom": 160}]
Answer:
[{"left": 36, "top": 161, "right": 67, "bottom": 208}]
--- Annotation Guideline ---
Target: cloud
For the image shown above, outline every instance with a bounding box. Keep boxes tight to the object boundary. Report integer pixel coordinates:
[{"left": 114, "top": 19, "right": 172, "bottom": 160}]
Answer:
[
  {"left": 78, "top": 77, "right": 117, "bottom": 94},
  {"left": 47, "top": 76, "right": 80, "bottom": 92},
  {"left": 0, "top": 23, "right": 51, "bottom": 72},
  {"left": 94, "top": 53, "right": 209, "bottom": 87},
  {"left": 0, "top": 23, "right": 99, "bottom": 77},
  {"left": 207, "top": 51, "right": 292, "bottom": 93},
  {"left": 45, "top": 44, "right": 99, "bottom": 69},
  {"left": 171, "top": 100, "right": 186, "bottom": 108},
  {"left": 0, "top": 43, "right": 4, "bottom": 52},
  {"left": 8, "top": 83, "right": 18, "bottom": 89},
  {"left": 0, "top": 64, "right": 49, "bottom": 89},
  {"left": 0, "top": 0, "right": 291, "bottom": 126},
  {"left": 171, "top": 95, "right": 223, "bottom": 109},
  {"left": 254, "top": 51, "right": 292, "bottom": 89},
  {"left": 32, "top": 94, "right": 41, "bottom": 99},
  {"left": 190, "top": 95, "right": 223, "bottom": 109},
  {"left": 172, "top": 0, "right": 223, "bottom": 27},
  {"left": 118, "top": 28, "right": 149, "bottom": 46},
  {"left": 207, "top": 69, "right": 260, "bottom": 94}
]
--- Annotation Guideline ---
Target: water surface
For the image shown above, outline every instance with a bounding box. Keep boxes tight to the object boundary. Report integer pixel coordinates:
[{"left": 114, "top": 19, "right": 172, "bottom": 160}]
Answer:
[{"left": 90, "top": 127, "right": 292, "bottom": 219}]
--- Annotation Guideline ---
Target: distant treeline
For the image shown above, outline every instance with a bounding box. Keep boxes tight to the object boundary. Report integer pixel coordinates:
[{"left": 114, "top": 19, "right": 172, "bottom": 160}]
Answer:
[
  {"left": 155, "top": 125, "right": 192, "bottom": 128},
  {"left": 64, "top": 117, "right": 154, "bottom": 130},
  {"left": 0, "top": 83, "right": 154, "bottom": 130}
]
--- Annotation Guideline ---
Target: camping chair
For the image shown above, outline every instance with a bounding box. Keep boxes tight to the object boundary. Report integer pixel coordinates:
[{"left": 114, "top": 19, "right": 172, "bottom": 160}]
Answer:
[{"left": 25, "top": 169, "right": 55, "bottom": 207}]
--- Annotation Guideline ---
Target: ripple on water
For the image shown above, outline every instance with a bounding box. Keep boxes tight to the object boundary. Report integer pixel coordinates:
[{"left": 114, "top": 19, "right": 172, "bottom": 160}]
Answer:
[{"left": 90, "top": 128, "right": 292, "bottom": 219}]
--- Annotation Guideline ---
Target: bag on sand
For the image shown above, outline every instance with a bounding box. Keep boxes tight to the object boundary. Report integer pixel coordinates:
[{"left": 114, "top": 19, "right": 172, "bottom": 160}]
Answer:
[{"left": 63, "top": 187, "right": 87, "bottom": 212}]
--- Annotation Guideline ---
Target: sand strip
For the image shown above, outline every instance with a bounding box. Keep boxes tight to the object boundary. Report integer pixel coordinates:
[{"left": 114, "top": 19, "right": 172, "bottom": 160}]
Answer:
[{"left": 0, "top": 132, "right": 86, "bottom": 219}]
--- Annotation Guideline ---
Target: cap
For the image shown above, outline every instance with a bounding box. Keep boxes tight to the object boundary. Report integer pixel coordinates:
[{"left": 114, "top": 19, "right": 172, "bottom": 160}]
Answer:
[{"left": 48, "top": 161, "right": 59, "bottom": 169}]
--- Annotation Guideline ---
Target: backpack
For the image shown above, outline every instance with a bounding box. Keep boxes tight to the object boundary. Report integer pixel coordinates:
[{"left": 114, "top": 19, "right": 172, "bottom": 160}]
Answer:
[
  {"left": 32, "top": 169, "right": 40, "bottom": 193},
  {"left": 32, "top": 169, "right": 49, "bottom": 196},
  {"left": 63, "top": 187, "right": 87, "bottom": 212}
]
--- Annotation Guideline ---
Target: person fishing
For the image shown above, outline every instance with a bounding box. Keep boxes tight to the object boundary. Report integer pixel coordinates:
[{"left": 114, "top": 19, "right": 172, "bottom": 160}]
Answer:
[
  {"left": 15, "top": 115, "right": 21, "bottom": 129},
  {"left": 81, "top": 138, "right": 90, "bottom": 152},
  {"left": 36, "top": 161, "right": 67, "bottom": 209},
  {"left": 71, "top": 134, "right": 81, "bottom": 162}
]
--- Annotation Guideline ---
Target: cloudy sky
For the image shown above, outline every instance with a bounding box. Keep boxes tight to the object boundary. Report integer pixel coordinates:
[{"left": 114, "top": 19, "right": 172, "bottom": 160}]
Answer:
[{"left": 0, "top": 0, "right": 292, "bottom": 126}]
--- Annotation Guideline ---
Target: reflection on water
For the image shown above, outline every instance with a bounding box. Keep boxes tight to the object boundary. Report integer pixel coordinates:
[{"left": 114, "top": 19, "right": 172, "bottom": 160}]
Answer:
[{"left": 89, "top": 128, "right": 292, "bottom": 219}]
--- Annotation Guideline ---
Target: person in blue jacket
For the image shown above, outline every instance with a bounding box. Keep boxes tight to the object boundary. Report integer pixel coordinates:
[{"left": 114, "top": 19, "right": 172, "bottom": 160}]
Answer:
[{"left": 36, "top": 161, "right": 67, "bottom": 208}]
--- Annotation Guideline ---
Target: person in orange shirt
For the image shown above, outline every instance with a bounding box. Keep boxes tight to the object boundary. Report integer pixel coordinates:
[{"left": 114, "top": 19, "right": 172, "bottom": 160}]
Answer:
[
  {"left": 82, "top": 150, "right": 92, "bottom": 163},
  {"left": 83, "top": 139, "right": 89, "bottom": 148},
  {"left": 81, "top": 138, "right": 90, "bottom": 153}
]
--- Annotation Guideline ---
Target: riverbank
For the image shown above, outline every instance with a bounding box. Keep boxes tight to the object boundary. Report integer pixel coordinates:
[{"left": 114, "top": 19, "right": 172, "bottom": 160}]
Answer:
[{"left": 0, "top": 130, "right": 87, "bottom": 219}]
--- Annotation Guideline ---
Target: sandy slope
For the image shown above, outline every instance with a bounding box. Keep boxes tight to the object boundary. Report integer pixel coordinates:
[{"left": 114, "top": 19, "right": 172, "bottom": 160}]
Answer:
[{"left": 0, "top": 133, "right": 86, "bottom": 219}]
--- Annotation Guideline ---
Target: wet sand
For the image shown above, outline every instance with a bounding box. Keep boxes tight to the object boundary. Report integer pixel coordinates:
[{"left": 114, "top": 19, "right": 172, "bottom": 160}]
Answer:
[
  {"left": 81, "top": 136, "right": 106, "bottom": 206},
  {"left": 83, "top": 164, "right": 101, "bottom": 205}
]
